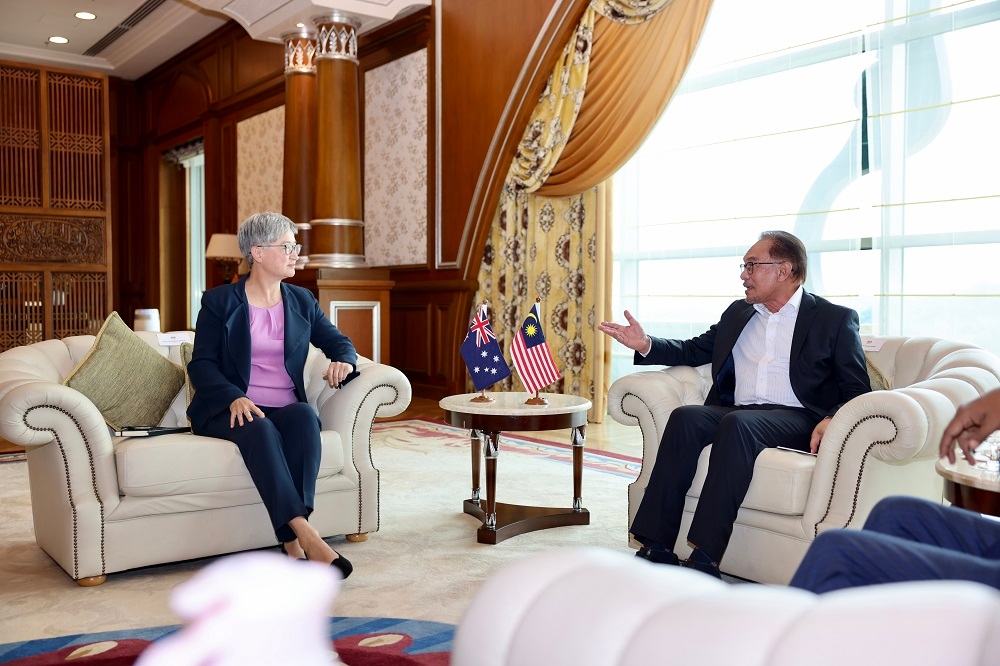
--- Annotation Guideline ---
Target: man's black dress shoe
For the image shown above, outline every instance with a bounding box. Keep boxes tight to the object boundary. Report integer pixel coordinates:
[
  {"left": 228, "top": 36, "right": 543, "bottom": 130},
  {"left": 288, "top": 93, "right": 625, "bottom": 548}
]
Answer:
[
  {"left": 635, "top": 545, "right": 679, "bottom": 566},
  {"left": 680, "top": 552, "right": 722, "bottom": 579}
]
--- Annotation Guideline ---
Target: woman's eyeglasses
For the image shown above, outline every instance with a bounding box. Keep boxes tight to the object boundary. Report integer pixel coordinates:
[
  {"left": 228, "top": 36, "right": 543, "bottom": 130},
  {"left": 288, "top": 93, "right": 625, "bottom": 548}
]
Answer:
[{"left": 258, "top": 243, "right": 302, "bottom": 256}]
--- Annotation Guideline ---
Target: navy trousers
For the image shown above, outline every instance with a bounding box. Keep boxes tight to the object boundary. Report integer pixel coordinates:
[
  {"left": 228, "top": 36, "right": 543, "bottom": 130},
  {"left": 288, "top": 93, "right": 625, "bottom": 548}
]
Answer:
[
  {"left": 790, "top": 495, "right": 1000, "bottom": 593},
  {"left": 195, "top": 401, "right": 323, "bottom": 543},
  {"left": 630, "top": 403, "right": 819, "bottom": 562}
]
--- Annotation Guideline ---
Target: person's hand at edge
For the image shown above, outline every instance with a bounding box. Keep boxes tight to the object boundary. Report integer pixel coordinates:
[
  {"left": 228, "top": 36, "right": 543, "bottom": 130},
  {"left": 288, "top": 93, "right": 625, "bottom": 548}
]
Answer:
[
  {"left": 809, "top": 416, "right": 832, "bottom": 454},
  {"left": 230, "top": 397, "right": 265, "bottom": 428},
  {"left": 323, "top": 361, "right": 354, "bottom": 388},
  {"left": 940, "top": 389, "right": 1000, "bottom": 465},
  {"left": 598, "top": 310, "right": 650, "bottom": 354}
]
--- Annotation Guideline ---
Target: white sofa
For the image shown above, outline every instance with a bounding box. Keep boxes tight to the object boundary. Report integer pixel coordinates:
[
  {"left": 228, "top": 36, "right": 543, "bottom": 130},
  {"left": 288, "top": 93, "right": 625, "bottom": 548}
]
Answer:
[
  {"left": 607, "top": 336, "right": 1000, "bottom": 584},
  {"left": 0, "top": 331, "right": 411, "bottom": 585},
  {"left": 453, "top": 547, "right": 1000, "bottom": 666}
]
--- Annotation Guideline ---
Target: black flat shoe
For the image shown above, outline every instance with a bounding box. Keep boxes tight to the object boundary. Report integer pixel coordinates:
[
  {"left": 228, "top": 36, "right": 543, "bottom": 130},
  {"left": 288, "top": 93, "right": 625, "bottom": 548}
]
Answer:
[{"left": 306, "top": 550, "right": 353, "bottom": 580}]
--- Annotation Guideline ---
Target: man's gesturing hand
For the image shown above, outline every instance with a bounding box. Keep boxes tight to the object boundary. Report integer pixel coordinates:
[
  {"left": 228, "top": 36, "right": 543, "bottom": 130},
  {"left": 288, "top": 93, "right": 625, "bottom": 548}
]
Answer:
[{"left": 598, "top": 310, "right": 650, "bottom": 354}]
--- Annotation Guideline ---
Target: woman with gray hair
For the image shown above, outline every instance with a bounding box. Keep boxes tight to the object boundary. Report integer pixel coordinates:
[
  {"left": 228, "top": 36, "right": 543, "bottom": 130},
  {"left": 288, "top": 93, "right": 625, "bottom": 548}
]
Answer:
[{"left": 187, "top": 211, "right": 357, "bottom": 579}]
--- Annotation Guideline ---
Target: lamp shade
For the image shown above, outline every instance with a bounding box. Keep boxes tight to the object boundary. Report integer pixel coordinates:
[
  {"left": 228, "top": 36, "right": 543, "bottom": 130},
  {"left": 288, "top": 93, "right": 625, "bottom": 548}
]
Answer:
[{"left": 205, "top": 234, "right": 243, "bottom": 261}]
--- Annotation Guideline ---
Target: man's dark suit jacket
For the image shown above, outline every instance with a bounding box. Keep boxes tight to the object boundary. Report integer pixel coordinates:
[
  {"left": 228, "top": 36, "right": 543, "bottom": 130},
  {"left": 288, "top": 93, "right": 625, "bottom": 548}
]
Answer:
[
  {"left": 186, "top": 275, "right": 358, "bottom": 431},
  {"left": 635, "top": 291, "right": 871, "bottom": 419}
]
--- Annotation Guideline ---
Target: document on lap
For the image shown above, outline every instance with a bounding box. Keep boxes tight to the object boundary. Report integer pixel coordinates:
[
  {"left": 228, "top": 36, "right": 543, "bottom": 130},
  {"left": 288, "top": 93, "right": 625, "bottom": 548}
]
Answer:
[
  {"left": 112, "top": 426, "right": 191, "bottom": 437},
  {"left": 776, "top": 446, "right": 816, "bottom": 456}
]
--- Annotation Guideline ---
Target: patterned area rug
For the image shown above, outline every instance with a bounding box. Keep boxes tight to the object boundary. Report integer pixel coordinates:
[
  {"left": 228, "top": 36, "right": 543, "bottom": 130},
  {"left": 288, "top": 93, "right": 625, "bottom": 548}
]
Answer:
[
  {"left": 0, "top": 616, "right": 453, "bottom": 665},
  {"left": 0, "top": 418, "right": 642, "bottom": 659}
]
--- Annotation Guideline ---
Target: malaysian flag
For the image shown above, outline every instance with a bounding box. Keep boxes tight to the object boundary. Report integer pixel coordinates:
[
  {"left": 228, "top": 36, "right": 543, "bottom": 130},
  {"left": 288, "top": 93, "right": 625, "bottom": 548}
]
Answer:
[
  {"left": 510, "top": 301, "right": 561, "bottom": 394},
  {"left": 460, "top": 304, "right": 512, "bottom": 392}
]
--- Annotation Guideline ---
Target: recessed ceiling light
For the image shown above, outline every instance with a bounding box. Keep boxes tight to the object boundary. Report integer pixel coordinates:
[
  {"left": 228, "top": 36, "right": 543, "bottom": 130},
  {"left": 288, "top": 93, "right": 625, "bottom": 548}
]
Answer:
[
  {"left": 75, "top": 12, "right": 97, "bottom": 20},
  {"left": 48, "top": 36, "right": 69, "bottom": 44},
  {"left": 296, "top": 22, "right": 305, "bottom": 28}
]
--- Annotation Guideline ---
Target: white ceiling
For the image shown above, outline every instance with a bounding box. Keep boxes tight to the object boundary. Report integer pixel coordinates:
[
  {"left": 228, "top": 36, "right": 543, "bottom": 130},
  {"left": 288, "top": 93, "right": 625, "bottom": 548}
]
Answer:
[{"left": 0, "top": 0, "right": 429, "bottom": 81}]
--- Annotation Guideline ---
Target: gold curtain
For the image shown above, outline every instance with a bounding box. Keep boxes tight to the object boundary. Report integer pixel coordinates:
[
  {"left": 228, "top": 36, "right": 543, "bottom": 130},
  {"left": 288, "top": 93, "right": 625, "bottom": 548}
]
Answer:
[
  {"left": 478, "top": 183, "right": 611, "bottom": 422},
  {"left": 473, "top": 0, "right": 713, "bottom": 422},
  {"left": 540, "top": 0, "right": 714, "bottom": 196}
]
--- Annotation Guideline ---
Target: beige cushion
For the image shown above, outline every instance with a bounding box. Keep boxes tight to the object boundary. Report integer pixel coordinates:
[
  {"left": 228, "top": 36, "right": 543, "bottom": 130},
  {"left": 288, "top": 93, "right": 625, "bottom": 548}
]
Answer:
[
  {"left": 180, "top": 341, "right": 195, "bottom": 408},
  {"left": 866, "top": 354, "right": 890, "bottom": 390},
  {"left": 687, "top": 446, "right": 815, "bottom": 516},
  {"left": 115, "top": 430, "right": 346, "bottom": 497},
  {"left": 63, "top": 312, "right": 185, "bottom": 430}
]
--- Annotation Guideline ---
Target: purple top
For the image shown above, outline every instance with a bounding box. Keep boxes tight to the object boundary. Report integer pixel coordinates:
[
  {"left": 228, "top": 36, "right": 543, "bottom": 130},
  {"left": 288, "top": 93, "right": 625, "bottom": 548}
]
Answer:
[{"left": 247, "top": 302, "right": 296, "bottom": 408}]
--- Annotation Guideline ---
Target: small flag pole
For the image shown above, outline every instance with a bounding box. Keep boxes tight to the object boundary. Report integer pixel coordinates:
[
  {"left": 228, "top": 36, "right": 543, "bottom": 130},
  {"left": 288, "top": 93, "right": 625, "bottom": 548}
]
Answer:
[
  {"left": 470, "top": 301, "right": 496, "bottom": 402},
  {"left": 525, "top": 388, "right": 548, "bottom": 406},
  {"left": 523, "top": 297, "right": 549, "bottom": 405},
  {"left": 471, "top": 388, "right": 493, "bottom": 403}
]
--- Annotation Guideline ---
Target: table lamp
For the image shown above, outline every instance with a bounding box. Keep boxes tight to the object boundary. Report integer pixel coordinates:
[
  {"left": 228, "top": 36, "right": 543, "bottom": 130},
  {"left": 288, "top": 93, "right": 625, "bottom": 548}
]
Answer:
[{"left": 205, "top": 234, "right": 244, "bottom": 283}]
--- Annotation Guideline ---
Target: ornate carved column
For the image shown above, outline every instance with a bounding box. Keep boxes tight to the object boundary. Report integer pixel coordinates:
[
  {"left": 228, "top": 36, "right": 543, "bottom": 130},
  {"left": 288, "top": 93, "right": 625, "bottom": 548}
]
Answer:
[
  {"left": 281, "top": 27, "right": 318, "bottom": 268},
  {"left": 310, "top": 11, "right": 365, "bottom": 268}
]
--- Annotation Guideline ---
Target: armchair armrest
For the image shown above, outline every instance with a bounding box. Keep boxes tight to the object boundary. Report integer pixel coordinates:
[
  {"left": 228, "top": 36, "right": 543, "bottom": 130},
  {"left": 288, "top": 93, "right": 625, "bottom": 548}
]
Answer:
[
  {"left": 804, "top": 376, "right": 985, "bottom": 535},
  {"left": 312, "top": 359, "right": 411, "bottom": 431},
  {"left": 608, "top": 365, "right": 710, "bottom": 473},
  {"left": 608, "top": 365, "right": 711, "bottom": 426}
]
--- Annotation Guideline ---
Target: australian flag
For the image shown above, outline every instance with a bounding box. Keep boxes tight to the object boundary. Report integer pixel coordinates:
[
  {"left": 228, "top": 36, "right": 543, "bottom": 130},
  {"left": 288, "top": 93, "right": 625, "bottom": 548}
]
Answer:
[{"left": 460, "top": 304, "right": 512, "bottom": 391}]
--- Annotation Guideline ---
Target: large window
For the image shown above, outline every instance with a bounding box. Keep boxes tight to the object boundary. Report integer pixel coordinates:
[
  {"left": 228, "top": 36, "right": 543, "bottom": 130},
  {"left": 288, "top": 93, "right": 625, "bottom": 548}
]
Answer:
[{"left": 612, "top": 0, "right": 1000, "bottom": 382}]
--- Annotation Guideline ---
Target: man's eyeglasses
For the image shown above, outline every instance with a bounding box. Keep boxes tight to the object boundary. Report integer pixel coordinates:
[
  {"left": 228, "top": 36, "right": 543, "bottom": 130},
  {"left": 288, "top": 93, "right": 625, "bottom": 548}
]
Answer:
[
  {"left": 258, "top": 243, "right": 302, "bottom": 256},
  {"left": 740, "top": 261, "right": 784, "bottom": 275}
]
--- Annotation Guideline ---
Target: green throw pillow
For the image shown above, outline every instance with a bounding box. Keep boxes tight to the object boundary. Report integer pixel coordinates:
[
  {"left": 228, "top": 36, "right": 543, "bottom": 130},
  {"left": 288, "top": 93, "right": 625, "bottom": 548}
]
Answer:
[
  {"left": 64, "top": 312, "right": 185, "bottom": 430},
  {"left": 865, "top": 354, "right": 889, "bottom": 391},
  {"left": 180, "top": 341, "right": 195, "bottom": 408}
]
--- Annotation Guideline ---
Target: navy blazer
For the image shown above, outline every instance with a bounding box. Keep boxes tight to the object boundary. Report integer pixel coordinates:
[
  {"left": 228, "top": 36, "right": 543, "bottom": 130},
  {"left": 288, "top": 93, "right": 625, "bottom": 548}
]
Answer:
[
  {"left": 635, "top": 292, "right": 871, "bottom": 419},
  {"left": 186, "top": 275, "right": 358, "bottom": 431}
]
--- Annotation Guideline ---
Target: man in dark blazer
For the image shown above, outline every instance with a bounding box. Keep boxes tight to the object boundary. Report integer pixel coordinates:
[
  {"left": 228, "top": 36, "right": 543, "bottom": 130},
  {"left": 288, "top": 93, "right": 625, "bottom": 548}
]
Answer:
[{"left": 599, "top": 230, "right": 871, "bottom": 577}]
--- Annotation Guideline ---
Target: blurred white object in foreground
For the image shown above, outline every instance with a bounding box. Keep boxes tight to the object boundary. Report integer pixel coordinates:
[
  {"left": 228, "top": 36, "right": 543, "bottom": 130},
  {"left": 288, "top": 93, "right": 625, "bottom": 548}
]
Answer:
[{"left": 136, "top": 552, "right": 341, "bottom": 666}]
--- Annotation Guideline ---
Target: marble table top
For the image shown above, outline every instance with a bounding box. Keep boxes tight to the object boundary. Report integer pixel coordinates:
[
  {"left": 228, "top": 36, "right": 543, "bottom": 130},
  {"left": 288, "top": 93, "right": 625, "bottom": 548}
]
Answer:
[
  {"left": 439, "top": 392, "right": 591, "bottom": 417},
  {"left": 936, "top": 456, "right": 1000, "bottom": 492}
]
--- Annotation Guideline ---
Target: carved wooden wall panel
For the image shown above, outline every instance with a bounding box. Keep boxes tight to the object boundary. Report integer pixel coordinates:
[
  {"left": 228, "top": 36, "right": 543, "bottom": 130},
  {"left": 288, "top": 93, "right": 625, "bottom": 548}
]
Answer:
[
  {"left": 47, "top": 73, "right": 105, "bottom": 211},
  {"left": 52, "top": 272, "right": 107, "bottom": 339},
  {"left": 0, "top": 60, "right": 111, "bottom": 352},
  {"left": 0, "top": 215, "right": 105, "bottom": 264},
  {"left": 0, "top": 66, "right": 42, "bottom": 207},
  {"left": 0, "top": 271, "right": 43, "bottom": 348}
]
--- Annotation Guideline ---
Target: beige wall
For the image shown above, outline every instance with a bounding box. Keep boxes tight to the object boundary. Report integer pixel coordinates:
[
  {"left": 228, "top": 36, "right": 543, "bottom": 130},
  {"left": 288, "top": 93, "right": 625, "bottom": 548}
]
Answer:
[{"left": 364, "top": 47, "right": 428, "bottom": 267}]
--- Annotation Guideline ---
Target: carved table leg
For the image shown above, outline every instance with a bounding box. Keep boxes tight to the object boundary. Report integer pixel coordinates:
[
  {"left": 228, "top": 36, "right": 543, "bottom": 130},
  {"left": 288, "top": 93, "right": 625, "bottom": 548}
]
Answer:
[
  {"left": 483, "top": 431, "right": 500, "bottom": 530},
  {"left": 572, "top": 424, "right": 586, "bottom": 512},
  {"left": 470, "top": 429, "right": 482, "bottom": 504}
]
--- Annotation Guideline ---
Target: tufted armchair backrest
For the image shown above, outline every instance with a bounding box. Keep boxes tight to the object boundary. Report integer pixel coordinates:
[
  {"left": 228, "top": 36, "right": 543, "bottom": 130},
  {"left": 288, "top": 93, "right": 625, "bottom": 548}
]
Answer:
[{"left": 863, "top": 336, "right": 1000, "bottom": 391}]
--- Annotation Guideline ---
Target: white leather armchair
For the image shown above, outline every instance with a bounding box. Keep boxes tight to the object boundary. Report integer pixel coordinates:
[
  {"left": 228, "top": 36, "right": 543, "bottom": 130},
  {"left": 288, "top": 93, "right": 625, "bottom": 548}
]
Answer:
[
  {"left": 607, "top": 336, "right": 1000, "bottom": 584},
  {"left": 0, "top": 331, "right": 411, "bottom": 585},
  {"left": 453, "top": 547, "right": 1000, "bottom": 666}
]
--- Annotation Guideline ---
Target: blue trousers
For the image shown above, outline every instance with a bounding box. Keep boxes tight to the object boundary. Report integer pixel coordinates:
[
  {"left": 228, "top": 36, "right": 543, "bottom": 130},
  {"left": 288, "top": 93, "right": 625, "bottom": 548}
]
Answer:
[
  {"left": 194, "top": 401, "right": 323, "bottom": 544},
  {"left": 790, "top": 495, "right": 1000, "bottom": 593},
  {"left": 630, "top": 404, "right": 819, "bottom": 561}
]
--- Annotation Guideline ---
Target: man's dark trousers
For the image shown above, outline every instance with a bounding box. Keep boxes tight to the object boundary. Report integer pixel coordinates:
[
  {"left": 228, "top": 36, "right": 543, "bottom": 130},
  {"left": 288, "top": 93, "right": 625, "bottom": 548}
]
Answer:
[
  {"left": 630, "top": 403, "right": 819, "bottom": 562},
  {"left": 790, "top": 495, "right": 1000, "bottom": 593}
]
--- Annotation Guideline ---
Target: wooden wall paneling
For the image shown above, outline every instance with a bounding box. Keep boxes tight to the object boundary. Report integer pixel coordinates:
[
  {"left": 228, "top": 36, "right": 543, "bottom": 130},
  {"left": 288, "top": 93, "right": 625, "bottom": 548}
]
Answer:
[
  {"left": 234, "top": 35, "right": 285, "bottom": 93},
  {"left": 109, "top": 78, "right": 145, "bottom": 318},
  {"left": 390, "top": 278, "right": 478, "bottom": 398},
  {"left": 437, "top": 0, "right": 562, "bottom": 269}
]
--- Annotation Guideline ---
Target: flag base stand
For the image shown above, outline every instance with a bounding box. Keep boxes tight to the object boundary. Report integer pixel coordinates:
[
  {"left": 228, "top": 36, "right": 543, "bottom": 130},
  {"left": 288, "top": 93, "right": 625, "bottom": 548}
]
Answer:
[
  {"left": 471, "top": 390, "right": 494, "bottom": 403},
  {"left": 524, "top": 391, "right": 548, "bottom": 405}
]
